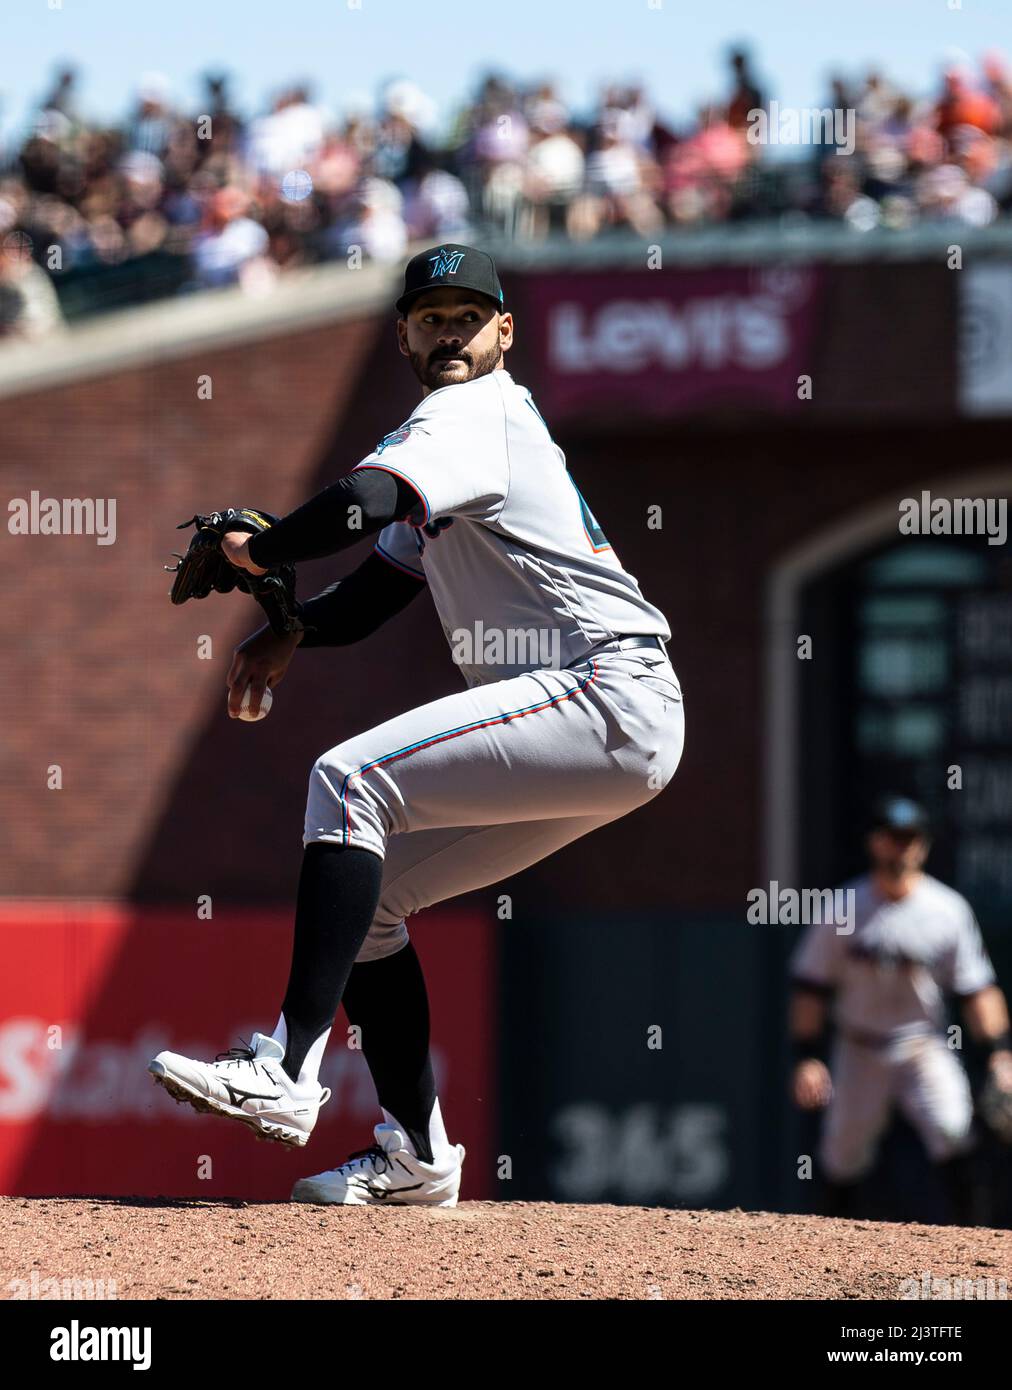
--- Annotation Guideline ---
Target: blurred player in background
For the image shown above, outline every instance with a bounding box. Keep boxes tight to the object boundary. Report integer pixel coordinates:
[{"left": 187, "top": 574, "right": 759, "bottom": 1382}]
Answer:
[{"left": 788, "top": 796, "right": 1012, "bottom": 1225}]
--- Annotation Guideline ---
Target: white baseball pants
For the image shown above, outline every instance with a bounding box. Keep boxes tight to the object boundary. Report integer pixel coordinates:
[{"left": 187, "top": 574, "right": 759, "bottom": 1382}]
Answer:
[
  {"left": 820, "top": 1033, "right": 975, "bottom": 1181},
  {"left": 304, "top": 646, "right": 685, "bottom": 961}
]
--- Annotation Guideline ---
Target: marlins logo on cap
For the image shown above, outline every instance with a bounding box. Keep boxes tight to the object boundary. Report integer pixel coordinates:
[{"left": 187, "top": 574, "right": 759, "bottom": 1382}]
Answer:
[
  {"left": 395, "top": 243, "right": 504, "bottom": 314},
  {"left": 428, "top": 247, "right": 466, "bottom": 278}
]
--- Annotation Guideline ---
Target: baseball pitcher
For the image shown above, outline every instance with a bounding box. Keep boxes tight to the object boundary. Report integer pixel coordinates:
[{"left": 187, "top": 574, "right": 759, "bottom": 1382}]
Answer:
[
  {"left": 150, "top": 244, "right": 684, "bottom": 1206},
  {"left": 789, "top": 796, "right": 1012, "bottom": 1224}
]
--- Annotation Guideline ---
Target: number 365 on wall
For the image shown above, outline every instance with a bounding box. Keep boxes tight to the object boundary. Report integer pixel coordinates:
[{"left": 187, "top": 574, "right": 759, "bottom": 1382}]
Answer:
[{"left": 549, "top": 1102, "right": 729, "bottom": 1203}]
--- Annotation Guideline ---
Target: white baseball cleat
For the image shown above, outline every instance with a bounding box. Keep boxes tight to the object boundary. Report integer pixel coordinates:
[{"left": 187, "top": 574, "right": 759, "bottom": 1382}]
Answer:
[
  {"left": 291, "top": 1123, "right": 465, "bottom": 1206},
  {"left": 148, "top": 1032, "right": 330, "bottom": 1148}
]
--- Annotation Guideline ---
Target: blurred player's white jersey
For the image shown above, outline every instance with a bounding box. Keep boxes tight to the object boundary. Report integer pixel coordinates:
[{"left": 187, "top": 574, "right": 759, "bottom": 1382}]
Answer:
[
  {"left": 791, "top": 873, "right": 995, "bottom": 1044},
  {"left": 357, "top": 370, "right": 670, "bottom": 686}
]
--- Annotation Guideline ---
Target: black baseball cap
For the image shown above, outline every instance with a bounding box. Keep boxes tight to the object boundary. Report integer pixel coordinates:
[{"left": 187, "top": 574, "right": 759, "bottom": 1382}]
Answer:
[
  {"left": 867, "top": 796, "right": 931, "bottom": 837},
  {"left": 395, "top": 243, "right": 504, "bottom": 315}
]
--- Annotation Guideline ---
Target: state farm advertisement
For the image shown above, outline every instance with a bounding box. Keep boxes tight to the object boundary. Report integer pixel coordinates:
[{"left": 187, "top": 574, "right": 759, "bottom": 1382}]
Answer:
[
  {"left": 522, "top": 266, "right": 823, "bottom": 422},
  {"left": 0, "top": 903, "right": 496, "bottom": 1200}
]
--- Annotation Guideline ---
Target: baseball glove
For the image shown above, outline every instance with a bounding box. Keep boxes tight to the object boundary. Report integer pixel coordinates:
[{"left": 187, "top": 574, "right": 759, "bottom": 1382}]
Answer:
[
  {"left": 978, "top": 1070, "right": 1012, "bottom": 1144},
  {"left": 166, "top": 508, "right": 304, "bottom": 637}
]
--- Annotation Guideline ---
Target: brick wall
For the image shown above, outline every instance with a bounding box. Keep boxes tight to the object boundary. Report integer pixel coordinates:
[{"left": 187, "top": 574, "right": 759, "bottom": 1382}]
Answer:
[{"left": 0, "top": 310, "right": 393, "bottom": 897}]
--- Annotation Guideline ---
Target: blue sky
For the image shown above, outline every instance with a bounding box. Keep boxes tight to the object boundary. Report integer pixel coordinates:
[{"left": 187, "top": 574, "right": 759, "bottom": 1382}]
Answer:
[{"left": 2, "top": 0, "right": 1010, "bottom": 141}]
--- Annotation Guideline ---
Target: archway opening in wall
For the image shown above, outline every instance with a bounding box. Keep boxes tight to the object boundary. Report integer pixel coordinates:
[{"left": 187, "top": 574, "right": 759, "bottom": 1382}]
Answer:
[
  {"left": 765, "top": 471, "right": 1012, "bottom": 936},
  {"left": 798, "top": 536, "right": 1012, "bottom": 934}
]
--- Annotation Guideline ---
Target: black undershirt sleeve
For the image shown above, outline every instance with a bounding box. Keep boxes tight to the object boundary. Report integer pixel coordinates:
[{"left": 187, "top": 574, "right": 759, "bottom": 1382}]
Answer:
[
  {"left": 297, "top": 549, "right": 425, "bottom": 647},
  {"left": 247, "top": 468, "right": 422, "bottom": 568}
]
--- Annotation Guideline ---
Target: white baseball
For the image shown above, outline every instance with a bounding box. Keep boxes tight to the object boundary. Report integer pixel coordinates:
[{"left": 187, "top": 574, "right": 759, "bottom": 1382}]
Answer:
[{"left": 237, "top": 684, "right": 273, "bottom": 722}]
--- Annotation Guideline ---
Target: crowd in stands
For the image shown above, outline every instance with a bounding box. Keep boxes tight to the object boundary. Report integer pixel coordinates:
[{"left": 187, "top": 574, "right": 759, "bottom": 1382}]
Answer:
[{"left": 3, "top": 48, "right": 1012, "bottom": 335}]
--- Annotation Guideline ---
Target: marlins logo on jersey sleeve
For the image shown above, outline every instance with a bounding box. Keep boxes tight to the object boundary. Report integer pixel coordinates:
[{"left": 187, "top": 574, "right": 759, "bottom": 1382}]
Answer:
[{"left": 355, "top": 375, "right": 510, "bottom": 525}]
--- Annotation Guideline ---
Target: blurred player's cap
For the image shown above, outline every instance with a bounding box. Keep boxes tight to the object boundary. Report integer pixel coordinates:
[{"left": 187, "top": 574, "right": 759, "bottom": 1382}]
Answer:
[
  {"left": 868, "top": 796, "right": 931, "bottom": 837},
  {"left": 396, "top": 244, "right": 504, "bottom": 315}
]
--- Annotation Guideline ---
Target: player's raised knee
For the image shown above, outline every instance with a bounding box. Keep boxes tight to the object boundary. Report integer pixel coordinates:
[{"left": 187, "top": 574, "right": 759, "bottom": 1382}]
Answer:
[{"left": 307, "top": 743, "right": 357, "bottom": 793}]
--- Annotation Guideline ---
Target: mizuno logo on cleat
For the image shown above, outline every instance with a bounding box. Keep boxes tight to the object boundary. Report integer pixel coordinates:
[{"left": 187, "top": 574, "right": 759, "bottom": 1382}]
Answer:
[
  {"left": 355, "top": 1181, "right": 426, "bottom": 1200},
  {"left": 223, "top": 1082, "right": 281, "bottom": 1108}
]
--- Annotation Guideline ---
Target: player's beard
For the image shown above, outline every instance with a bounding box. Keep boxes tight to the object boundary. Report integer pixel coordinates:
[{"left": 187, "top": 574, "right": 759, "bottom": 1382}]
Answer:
[
  {"left": 409, "top": 339, "right": 503, "bottom": 390},
  {"left": 877, "top": 855, "right": 905, "bottom": 881},
  {"left": 875, "top": 842, "right": 923, "bottom": 881}
]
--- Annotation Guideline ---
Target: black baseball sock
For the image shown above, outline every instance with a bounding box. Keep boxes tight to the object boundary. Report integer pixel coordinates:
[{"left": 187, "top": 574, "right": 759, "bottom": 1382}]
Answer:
[
  {"left": 341, "top": 942, "right": 437, "bottom": 1164},
  {"left": 937, "top": 1150, "right": 984, "bottom": 1227},
  {"left": 279, "top": 843, "right": 383, "bottom": 1083},
  {"left": 821, "top": 1176, "right": 862, "bottom": 1219}
]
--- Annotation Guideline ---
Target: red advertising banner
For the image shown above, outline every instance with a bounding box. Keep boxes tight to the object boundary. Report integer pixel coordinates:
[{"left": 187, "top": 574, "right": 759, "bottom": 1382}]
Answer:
[
  {"left": 520, "top": 265, "right": 823, "bottom": 422},
  {"left": 0, "top": 903, "right": 496, "bottom": 1200}
]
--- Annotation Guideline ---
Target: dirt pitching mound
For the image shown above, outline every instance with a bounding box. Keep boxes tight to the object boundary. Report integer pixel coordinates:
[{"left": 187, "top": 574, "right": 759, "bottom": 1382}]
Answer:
[{"left": 2, "top": 1198, "right": 1009, "bottom": 1300}]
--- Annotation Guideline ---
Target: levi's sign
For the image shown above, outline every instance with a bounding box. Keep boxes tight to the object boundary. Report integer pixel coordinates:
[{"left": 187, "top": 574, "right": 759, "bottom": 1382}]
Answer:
[
  {"left": 549, "top": 296, "right": 790, "bottom": 374},
  {"left": 527, "top": 268, "right": 822, "bottom": 420}
]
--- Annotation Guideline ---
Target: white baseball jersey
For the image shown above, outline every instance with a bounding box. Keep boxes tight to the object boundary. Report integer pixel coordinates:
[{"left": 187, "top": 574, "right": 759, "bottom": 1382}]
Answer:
[
  {"left": 302, "top": 365, "right": 684, "bottom": 975},
  {"left": 355, "top": 369, "right": 670, "bottom": 687},
  {"left": 791, "top": 874, "right": 995, "bottom": 1045}
]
